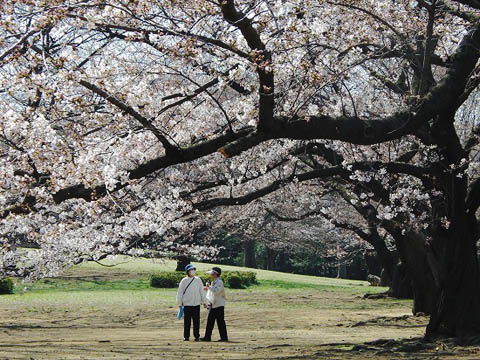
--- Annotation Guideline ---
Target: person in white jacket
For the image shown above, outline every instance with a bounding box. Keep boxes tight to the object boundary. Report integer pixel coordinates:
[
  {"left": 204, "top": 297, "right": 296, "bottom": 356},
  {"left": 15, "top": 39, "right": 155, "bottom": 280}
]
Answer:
[
  {"left": 200, "top": 267, "right": 228, "bottom": 342},
  {"left": 176, "top": 264, "right": 206, "bottom": 341}
]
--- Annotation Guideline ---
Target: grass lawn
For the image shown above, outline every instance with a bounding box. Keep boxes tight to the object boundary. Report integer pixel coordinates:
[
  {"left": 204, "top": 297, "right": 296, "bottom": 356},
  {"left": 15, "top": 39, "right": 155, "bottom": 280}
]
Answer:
[
  {"left": 0, "top": 256, "right": 473, "bottom": 359},
  {"left": 2, "top": 256, "right": 388, "bottom": 309}
]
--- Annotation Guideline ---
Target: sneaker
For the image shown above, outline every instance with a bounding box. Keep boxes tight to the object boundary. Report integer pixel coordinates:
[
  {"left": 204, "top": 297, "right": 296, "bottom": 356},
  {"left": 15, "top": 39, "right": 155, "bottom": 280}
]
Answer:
[
  {"left": 183, "top": 338, "right": 189, "bottom": 341},
  {"left": 217, "top": 338, "right": 229, "bottom": 342},
  {"left": 194, "top": 338, "right": 200, "bottom": 342},
  {"left": 199, "top": 337, "right": 211, "bottom": 342}
]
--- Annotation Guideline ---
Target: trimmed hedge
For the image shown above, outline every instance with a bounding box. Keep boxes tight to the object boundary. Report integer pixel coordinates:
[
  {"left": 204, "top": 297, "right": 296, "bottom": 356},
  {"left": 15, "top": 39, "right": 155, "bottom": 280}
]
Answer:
[
  {"left": 149, "top": 272, "right": 181, "bottom": 288},
  {"left": 225, "top": 273, "right": 243, "bottom": 289},
  {"left": 150, "top": 270, "right": 257, "bottom": 289},
  {"left": 222, "top": 271, "right": 257, "bottom": 289},
  {"left": 0, "top": 278, "right": 14, "bottom": 295}
]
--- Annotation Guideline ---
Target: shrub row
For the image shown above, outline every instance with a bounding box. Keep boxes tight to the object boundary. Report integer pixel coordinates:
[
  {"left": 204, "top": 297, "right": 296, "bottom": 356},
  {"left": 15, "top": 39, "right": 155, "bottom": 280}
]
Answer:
[
  {"left": 150, "top": 270, "right": 257, "bottom": 289},
  {"left": 0, "top": 278, "right": 14, "bottom": 295},
  {"left": 222, "top": 271, "right": 257, "bottom": 289}
]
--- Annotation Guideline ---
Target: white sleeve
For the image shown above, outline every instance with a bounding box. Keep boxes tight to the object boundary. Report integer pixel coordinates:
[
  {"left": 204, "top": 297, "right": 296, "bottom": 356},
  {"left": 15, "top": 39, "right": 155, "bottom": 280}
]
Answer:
[
  {"left": 198, "top": 278, "right": 207, "bottom": 304},
  {"left": 176, "top": 278, "right": 185, "bottom": 306}
]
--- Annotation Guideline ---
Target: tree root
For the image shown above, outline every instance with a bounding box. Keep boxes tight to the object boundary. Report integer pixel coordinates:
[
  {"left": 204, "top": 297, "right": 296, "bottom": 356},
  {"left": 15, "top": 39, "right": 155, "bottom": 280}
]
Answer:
[
  {"left": 363, "top": 292, "right": 389, "bottom": 299},
  {"left": 350, "top": 314, "right": 412, "bottom": 327}
]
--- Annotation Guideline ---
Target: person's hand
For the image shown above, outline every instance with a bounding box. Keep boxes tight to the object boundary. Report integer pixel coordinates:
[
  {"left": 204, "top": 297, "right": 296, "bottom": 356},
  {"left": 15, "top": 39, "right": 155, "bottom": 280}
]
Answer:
[{"left": 203, "top": 304, "right": 207, "bottom": 309}]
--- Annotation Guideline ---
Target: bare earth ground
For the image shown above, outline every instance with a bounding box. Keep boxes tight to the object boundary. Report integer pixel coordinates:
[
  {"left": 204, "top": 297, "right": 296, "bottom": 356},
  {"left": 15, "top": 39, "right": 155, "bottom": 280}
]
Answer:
[{"left": 1, "top": 261, "right": 479, "bottom": 359}]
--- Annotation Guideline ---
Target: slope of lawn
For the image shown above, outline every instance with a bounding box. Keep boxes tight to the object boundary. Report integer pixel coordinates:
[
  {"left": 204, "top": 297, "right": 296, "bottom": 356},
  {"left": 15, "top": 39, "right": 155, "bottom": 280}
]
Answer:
[
  {"left": 1, "top": 256, "right": 388, "bottom": 309},
  {"left": 16, "top": 256, "right": 385, "bottom": 293}
]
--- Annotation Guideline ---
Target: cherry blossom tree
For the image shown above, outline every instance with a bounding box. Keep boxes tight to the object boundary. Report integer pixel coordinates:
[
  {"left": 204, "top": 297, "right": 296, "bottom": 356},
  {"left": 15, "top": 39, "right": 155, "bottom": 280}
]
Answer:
[
  {"left": 208, "top": 198, "right": 368, "bottom": 273},
  {"left": 1, "top": 0, "right": 480, "bottom": 338}
]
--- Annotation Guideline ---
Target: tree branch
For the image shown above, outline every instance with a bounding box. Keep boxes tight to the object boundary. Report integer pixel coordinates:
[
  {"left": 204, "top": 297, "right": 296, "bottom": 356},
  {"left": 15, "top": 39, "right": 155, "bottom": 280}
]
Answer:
[
  {"left": 50, "top": 127, "right": 253, "bottom": 204},
  {"left": 443, "top": 1, "right": 480, "bottom": 22},
  {"left": 451, "top": 0, "right": 480, "bottom": 10},
  {"left": 65, "top": 15, "right": 251, "bottom": 59},
  {"left": 219, "top": 26, "right": 480, "bottom": 156},
  {"left": 181, "top": 156, "right": 289, "bottom": 197},
  {"left": 0, "top": 30, "right": 38, "bottom": 64},
  {"left": 265, "top": 207, "right": 370, "bottom": 239},
  {"left": 193, "top": 161, "right": 432, "bottom": 212},
  {"left": 220, "top": 0, "right": 275, "bottom": 131},
  {"left": 79, "top": 80, "right": 179, "bottom": 155}
]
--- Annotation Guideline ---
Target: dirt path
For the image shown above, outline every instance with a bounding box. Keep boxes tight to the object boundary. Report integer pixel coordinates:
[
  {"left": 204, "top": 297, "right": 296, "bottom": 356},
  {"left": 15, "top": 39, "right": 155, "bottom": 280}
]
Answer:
[{"left": 1, "top": 289, "right": 479, "bottom": 359}]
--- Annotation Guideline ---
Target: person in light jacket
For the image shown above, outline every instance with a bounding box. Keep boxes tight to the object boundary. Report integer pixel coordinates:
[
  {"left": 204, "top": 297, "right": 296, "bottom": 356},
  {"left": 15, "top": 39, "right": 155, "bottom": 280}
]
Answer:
[
  {"left": 176, "top": 264, "right": 207, "bottom": 341},
  {"left": 200, "top": 267, "right": 228, "bottom": 342}
]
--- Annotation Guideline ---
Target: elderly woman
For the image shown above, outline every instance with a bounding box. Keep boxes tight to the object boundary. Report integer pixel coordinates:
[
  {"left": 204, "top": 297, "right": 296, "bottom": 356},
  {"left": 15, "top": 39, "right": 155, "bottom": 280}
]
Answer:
[
  {"left": 200, "top": 267, "right": 229, "bottom": 342},
  {"left": 176, "top": 264, "right": 206, "bottom": 341}
]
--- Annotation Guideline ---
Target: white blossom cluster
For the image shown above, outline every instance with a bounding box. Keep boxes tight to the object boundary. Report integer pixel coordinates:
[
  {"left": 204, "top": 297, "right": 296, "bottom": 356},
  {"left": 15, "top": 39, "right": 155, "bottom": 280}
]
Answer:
[{"left": 0, "top": 0, "right": 478, "bottom": 278}]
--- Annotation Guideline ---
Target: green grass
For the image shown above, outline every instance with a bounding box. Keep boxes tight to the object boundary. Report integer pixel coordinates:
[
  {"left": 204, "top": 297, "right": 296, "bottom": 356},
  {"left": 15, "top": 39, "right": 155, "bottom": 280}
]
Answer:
[
  {"left": 1, "top": 256, "right": 389, "bottom": 309},
  {"left": 1, "top": 283, "right": 176, "bottom": 309},
  {"left": 74, "top": 256, "right": 378, "bottom": 287},
  {"left": 252, "top": 279, "right": 384, "bottom": 294},
  {"left": 24, "top": 278, "right": 151, "bottom": 292}
]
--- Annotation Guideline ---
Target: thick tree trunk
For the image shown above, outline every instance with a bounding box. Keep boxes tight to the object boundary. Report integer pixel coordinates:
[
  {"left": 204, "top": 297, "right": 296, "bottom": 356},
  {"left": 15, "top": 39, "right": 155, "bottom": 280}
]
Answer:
[
  {"left": 426, "top": 211, "right": 480, "bottom": 338},
  {"left": 276, "top": 251, "right": 288, "bottom": 272},
  {"left": 395, "top": 232, "right": 437, "bottom": 315},
  {"left": 364, "top": 250, "right": 382, "bottom": 277},
  {"left": 336, "top": 262, "right": 347, "bottom": 279},
  {"left": 367, "top": 230, "right": 412, "bottom": 296},
  {"left": 266, "top": 247, "right": 276, "bottom": 270},
  {"left": 424, "top": 103, "right": 480, "bottom": 338},
  {"left": 175, "top": 255, "right": 191, "bottom": 272},
  {"left": 243, "top": 239, "right": 257, "bottom": 268},
  {"left": 380, "top": 269, "right": 391, "bottom": 287},
  {"left": 388, "top": 262, "right": 413, "bottom": 298},
  {"left": 411, "top": 271, "right": 437, "bottom": 316},
  {"left": 368, "top": 233, "right": 396, "bottom": 283}
]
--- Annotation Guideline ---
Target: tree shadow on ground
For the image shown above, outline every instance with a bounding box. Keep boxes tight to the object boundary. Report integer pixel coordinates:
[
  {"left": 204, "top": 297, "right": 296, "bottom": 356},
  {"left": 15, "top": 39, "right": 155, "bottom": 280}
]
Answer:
[
  {"left": 286, "top": 336, "right": 480, "bottom": 360},
  {"left": 347, "top": 314, "right": 428, "bottom": 329}
]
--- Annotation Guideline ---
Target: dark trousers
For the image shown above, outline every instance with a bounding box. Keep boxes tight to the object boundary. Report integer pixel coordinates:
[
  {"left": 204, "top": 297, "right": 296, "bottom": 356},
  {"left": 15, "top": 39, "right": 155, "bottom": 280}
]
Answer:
[
  {"left": 204, "top": 306, "right": 228, "bottom": 340},
  {"left": 183, "top": 305, "right": 200, "bottom": 339}
]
